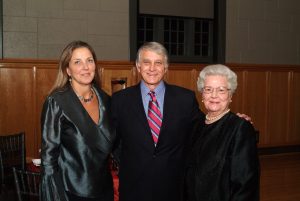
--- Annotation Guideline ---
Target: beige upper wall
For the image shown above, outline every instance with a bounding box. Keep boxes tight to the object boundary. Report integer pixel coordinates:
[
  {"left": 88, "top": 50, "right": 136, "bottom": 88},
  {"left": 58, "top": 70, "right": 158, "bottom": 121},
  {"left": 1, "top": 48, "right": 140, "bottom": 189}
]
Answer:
[
  {"left": 3, "top": 0, "right": 300, "bottom": 65},
  {"left": 140, "top": 0, "right": 214, "bottom": 18},
  {"left": 226, "top": 0, "right": 300, "bottom": 64},
  {"left": 3, "top": 0, "right": 130, "bottom": 60}
]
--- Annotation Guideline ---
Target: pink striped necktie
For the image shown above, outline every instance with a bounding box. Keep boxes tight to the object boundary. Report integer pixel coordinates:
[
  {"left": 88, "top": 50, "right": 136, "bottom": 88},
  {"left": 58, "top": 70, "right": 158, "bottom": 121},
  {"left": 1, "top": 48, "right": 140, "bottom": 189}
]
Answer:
[{"left": 147, "top": 91, "right": 162, "bottom": 146}]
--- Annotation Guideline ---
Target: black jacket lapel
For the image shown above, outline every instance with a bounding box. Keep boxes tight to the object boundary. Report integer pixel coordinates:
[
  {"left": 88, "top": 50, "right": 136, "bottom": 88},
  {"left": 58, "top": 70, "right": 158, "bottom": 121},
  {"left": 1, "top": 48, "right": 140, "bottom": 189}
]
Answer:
[{"left": 54, "top": 86, "right": 113, "bottom": 154}]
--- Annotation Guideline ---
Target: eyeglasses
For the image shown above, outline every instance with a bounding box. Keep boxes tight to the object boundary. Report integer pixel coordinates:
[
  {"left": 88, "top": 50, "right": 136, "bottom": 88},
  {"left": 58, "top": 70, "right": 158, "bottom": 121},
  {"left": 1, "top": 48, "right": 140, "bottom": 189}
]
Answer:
[{"left": 202, "top": 86, "right": 230, "bottom": 95}]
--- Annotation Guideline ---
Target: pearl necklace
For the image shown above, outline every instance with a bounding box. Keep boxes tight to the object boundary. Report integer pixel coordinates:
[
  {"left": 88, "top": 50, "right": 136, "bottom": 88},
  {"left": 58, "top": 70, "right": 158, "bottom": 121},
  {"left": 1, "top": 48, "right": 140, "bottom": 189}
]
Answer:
[{"left": 205, "top": 109, "right": 230, "bottom": 123}]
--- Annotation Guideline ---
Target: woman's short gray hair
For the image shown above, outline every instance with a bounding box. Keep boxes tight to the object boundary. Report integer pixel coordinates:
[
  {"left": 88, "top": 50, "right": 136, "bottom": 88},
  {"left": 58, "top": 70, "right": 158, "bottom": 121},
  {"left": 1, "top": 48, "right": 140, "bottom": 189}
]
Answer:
[{"left": 197, "top": 64, "right": 237, "bottom": 94}]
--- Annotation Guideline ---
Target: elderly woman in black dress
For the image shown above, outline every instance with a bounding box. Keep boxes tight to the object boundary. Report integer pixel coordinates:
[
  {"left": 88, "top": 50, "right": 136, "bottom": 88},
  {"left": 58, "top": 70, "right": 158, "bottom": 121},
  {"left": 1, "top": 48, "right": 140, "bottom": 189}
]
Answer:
[{"left": 185, "top": 64, "right": 260, "bottom": 201}]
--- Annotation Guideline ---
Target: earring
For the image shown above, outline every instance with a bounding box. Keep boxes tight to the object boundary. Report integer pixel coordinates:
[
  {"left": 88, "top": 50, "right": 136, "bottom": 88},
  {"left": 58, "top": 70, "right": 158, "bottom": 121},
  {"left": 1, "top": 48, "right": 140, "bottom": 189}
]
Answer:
[{"left": 69, "top": 76, "right": 72, "bottom": 83}]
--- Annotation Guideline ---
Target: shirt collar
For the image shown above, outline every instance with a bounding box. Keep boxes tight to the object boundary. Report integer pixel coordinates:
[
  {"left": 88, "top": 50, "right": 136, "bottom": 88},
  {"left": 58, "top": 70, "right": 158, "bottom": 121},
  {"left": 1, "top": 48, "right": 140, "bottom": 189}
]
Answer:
[{"left": 140, "top": 80, "right": 165, "bottom": 97}]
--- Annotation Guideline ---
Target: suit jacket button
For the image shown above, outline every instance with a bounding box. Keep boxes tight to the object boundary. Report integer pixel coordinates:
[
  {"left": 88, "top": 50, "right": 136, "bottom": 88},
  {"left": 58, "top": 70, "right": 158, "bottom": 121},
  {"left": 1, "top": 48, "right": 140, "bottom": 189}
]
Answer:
[{"left": 153, "top": 154, "right": 156, "bottom": 158}]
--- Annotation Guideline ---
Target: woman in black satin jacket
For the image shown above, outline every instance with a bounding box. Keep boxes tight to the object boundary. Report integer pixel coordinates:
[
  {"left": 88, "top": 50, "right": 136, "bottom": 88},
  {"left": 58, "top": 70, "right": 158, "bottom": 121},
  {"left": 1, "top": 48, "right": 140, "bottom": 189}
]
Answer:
[
  {"left": 185, "top": 64, "right": 260, "bottom": 201},
  {"left": 40, "top": 41, "right": 115, "bottom": 201}
]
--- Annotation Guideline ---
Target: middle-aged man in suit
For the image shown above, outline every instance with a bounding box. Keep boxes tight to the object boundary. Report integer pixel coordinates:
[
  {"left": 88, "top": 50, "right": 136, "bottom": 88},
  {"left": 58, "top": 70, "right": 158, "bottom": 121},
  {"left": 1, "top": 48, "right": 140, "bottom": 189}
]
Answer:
[{"left": 111, "top": 41, "right": 204, "bottom": 201}]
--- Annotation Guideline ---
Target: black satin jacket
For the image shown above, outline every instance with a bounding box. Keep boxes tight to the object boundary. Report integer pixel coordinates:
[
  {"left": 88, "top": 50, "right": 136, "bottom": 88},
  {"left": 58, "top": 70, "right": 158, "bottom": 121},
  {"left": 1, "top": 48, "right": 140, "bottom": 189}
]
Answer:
[
  {"left": 40, "top": 85, "right": 115, "bottom": 201},
  {"left": 185, "top": 112, "right": 260, "bottom": 201}
]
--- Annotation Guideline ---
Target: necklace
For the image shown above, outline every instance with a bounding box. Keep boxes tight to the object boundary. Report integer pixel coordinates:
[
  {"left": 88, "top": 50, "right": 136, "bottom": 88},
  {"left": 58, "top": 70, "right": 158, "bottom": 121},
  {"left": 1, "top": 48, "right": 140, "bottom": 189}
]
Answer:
[
  {"left": 77, "top": 89, "right": 94, "bottom": 103},
  {"left": 72, "top": 85, "right": 94, "bottom": 103},
  {"left": 205, "top": 109, "right": 230, "bottom": 123}
]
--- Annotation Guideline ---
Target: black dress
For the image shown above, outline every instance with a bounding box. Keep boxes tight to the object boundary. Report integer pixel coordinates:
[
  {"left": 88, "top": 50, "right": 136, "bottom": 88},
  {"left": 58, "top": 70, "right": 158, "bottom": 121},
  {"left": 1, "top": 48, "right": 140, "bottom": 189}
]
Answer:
[{"left": 185, "top": 112, "right": 260, "bottom": 201}]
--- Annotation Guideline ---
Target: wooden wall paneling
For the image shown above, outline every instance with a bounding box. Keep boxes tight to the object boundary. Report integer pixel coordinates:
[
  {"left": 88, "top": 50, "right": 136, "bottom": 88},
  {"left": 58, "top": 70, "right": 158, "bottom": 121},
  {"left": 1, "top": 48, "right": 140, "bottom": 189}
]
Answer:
[
  {"left": 193, "top": 69, "right": 206, "bottom": 112},
  {"left": 98, "top": 61, "right": 136, "bottom": 95},
  {"left": 268, "top": 71, "right": 290, "bottom": 146},
  {"left": 2, "top": 60, "right": 300, "bottom": 156},
  {"left": 100, "top": 66, "right": 136, "bottom": 95},
  {"left": 244, "top": 71, "right": 269, "bottom": 146},
  {"left": 0, "top": 65, "right": 6, "bottom": 131},
  {"left": 164, "top": 63, "right": 200, "bottom": 89},
  {"left": 165, "top": 68, "right": 201, "bottom": 111},
  {"left": 35, "top": 65, "right": 58, "bottom": 158},
  {"left": 165, "top": 69, "right": 196, "bottom": 91},
  {"left": 0, "top": 64, "right": 36, "bottom": 158},
  {"left": 290, "top": 71, "right": 300, "bottom": 144},
  {"left": 165, "top": 64, "right": 209, "bottom": 112},
  {"left": 230, "top": 70, "right": 245, "bottom": 114}
]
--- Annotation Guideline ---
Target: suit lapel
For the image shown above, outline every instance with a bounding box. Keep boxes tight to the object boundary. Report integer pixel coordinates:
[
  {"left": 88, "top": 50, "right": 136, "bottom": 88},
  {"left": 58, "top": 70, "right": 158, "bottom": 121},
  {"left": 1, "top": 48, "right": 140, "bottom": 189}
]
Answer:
[
  {"left": 130, "top": 84, "right": 156, "bottom": 147},
  {"left": 132, "top": 84, "right": 151, "bottom": 132},
  {"left": 132, "top": 83, "right": 173, "bottom": 148},
  {"left": 57, "top": 87, "right": 94, "bottom": 129},
  {"left": 156, "top": 84, "right": 172, "bottom": 147},
  {"left": 54, "top": 87, "right": 112, "bottom": 153}
]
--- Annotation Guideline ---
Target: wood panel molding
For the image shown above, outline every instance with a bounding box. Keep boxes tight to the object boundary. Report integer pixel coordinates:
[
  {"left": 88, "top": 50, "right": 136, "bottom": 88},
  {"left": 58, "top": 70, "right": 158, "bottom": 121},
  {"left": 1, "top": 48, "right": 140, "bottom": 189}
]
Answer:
[{"left": 1, "top": 59, "right": 300, "bottom": 159}]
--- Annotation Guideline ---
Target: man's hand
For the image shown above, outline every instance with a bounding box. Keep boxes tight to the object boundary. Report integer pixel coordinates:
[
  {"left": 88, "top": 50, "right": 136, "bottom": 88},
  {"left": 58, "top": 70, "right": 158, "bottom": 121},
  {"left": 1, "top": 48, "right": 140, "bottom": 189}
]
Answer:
[{"left": 236, "top": 113, "right": 253, "bottom": 124}]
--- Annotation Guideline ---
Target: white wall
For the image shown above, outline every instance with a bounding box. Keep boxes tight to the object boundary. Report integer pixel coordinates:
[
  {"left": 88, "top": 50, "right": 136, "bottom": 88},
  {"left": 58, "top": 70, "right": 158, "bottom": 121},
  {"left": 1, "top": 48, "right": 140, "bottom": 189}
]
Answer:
[
  {"left": 3, "top": 0, "right": 300, "bottom": 65},
  {"left": 226, "top": 0, "right": 300, "bottom": 64},
  {"left": 3, "top": 0, "right": 130, "bottom": 60}
]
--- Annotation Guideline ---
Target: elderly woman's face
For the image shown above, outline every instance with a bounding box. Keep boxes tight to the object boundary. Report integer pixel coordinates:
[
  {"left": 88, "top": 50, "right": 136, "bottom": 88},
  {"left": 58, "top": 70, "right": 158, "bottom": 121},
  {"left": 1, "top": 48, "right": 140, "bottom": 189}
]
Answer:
[{"left": 202, "top": 75, "right": 232, "bottom": 115}]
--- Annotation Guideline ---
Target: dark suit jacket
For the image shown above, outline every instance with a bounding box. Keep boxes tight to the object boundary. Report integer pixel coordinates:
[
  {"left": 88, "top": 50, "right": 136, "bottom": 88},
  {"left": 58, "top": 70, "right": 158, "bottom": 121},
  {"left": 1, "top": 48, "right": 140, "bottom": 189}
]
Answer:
[
  {"left": 40, "top": 85, "right": 115, "bottom": 201},
  {"left": 112, "top": 82, "right": 204, "bottom": 201}
]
